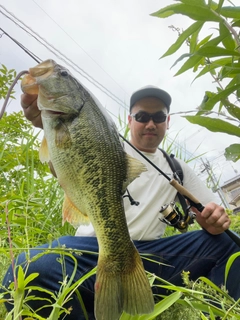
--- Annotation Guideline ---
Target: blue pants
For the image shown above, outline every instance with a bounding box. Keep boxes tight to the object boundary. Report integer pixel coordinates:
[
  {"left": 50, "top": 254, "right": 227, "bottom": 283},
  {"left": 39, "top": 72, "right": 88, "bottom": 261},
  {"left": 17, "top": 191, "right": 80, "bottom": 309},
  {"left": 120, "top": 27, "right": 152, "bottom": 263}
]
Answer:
[{"left": 2, "top": 230, "right": 240, "bottom": 319}]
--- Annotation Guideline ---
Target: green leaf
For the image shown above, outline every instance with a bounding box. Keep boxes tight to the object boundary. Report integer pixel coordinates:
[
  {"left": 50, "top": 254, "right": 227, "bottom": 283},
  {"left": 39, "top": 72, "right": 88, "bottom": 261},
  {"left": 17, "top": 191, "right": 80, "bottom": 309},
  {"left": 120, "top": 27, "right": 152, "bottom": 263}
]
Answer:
[
  {"left": 179, "top": 0, "right": 206, "bottom": 5},
  {"left": 202, "top": 85, "right": 240, "bottom": 114},
  {"left": 225, "top": 75, "right": 239, "bottom": 89},
  {"left": 225, "top": 103, "right": 240, "bottom": 120},
  {"left": 196, "top": 34, "right": 228, "bottom": 52},
  {"left": 232, "top": 19, "right": 240, "bottom": 27},
  {"left": 193, "top": 58, "right": 234, "bottom": 81},
  {"left": 224, "top": 144, "right": 240, "bottom": 162},
  {"left": 184, "top": 115, "right": 240, "bottom": 137},
  {"left": 220, "top": 63, "right": 240, "bottom": 79},
  {"left": 133, "top": 291, "right": 182, "bottom": 320},
  {"left": 196, "top": 34, "right": 213, "bottom": 49},
  {"left": 219, "top": 22, "right": 236, "bottom": 51},
  {"left": 160, "top": 21, "right": 204, "bottom": 58},
  {"left": 174, "top": 55, "right": 204, "bottom": 76},
  {"left": 196, "top": 46, "right": 240, "bottom": 58},
  {"left": 216, "top": 0, "right": 225, "bottom": 13},
  {"left": 24, "top": 273, "right": 39, "bottom": 286},
  {"left": 17, "top": 265, "right": 25, "bottom": 291},
  {"left": 225, "top": 251, "right": 240, "bottom": 283},
  {"left": 171, "top": 53, "right": 193, "bottom": 69},
  {"left": 221, "top": 6, "right": 240, "bottom": 19},
  {"left": 208, "top": 1, "right": 218, "bottom": 10},
  {"left": 189, "top": 23, "right": 202, "bottom": 53},
  {"left": 151, "top": 4, "right": 223, "bottom": 22},
  {"left": 197, "top": 91, "right": 214, "bottom": 113}
]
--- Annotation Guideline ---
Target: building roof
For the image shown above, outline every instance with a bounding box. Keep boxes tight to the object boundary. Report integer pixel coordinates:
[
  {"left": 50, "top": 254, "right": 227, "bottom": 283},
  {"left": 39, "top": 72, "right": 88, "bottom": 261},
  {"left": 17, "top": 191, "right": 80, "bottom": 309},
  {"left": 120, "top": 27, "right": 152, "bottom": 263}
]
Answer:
[{"left": 221, "top": 175, "right": 240, "bottom": 188}]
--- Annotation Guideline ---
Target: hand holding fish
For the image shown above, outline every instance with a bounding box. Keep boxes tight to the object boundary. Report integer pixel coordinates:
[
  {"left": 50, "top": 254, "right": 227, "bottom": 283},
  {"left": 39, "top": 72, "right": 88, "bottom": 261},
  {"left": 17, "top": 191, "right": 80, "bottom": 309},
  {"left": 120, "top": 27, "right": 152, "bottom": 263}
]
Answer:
[{"left": 21, "top": 93, "right": 43, "bottom": 128}]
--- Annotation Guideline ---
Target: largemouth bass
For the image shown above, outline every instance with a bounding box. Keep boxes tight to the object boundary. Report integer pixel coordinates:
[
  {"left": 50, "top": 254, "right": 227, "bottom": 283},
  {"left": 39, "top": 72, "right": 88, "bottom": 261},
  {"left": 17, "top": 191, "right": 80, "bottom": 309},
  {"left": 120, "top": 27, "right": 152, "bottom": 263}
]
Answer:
[{"left": 21, "top": 59, "right": 154, "bottom": 320}]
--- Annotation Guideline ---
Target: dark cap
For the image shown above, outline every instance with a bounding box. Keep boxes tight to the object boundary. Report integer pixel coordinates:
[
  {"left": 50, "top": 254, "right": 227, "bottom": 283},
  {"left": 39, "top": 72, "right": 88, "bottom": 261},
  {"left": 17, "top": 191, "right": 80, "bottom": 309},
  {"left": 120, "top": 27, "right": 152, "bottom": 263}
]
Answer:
[{"left": 130, "top": 85, "right": 172, "bottom": 113}]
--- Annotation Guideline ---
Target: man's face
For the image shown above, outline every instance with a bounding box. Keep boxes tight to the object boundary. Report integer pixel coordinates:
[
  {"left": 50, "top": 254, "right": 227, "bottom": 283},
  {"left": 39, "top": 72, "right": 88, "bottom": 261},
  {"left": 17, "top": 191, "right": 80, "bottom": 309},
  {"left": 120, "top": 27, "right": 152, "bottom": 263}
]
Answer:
[{"left": 128, "top": 97, "right": 170, "bottom": 153}]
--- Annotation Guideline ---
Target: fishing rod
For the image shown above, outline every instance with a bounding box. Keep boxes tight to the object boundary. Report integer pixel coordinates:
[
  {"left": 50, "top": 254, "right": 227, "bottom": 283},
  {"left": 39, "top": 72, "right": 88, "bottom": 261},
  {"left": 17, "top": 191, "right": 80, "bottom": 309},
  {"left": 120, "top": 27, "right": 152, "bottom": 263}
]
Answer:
[{"left": 119, "top": 133, "right": 240, "bottom": 248}]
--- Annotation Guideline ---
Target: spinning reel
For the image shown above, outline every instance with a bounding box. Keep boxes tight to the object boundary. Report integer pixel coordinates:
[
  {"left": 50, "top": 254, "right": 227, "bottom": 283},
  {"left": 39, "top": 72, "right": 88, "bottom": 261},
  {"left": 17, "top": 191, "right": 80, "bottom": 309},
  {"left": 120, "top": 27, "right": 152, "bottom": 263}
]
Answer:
[{"left": 159, "top": 201, "right": 196, "bottom": 233}]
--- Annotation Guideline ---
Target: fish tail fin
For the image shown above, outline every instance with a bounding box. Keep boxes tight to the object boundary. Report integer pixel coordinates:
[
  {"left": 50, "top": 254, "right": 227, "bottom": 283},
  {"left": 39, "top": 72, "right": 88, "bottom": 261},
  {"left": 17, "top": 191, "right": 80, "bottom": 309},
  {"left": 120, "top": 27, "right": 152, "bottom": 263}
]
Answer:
[
  {"left": 94, "top": 249, "right": 154, "bottom": 320},
  {"left": 121, "top": 250, "right": 154, "bottom": 315}
]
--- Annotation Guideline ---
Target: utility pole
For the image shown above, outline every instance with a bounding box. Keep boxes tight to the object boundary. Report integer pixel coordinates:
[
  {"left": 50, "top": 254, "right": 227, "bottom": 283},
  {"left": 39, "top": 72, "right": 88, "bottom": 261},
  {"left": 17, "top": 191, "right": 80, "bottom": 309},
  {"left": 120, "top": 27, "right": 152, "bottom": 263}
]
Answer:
[{"left": 200, "top": 158, "right": 230, "bottom": 209}]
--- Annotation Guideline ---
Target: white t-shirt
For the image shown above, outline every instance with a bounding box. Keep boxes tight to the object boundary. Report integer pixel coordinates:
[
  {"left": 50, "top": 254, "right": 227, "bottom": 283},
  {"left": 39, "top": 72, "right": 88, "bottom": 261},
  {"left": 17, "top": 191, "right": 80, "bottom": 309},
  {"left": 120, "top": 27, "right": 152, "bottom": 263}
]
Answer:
[{"left": 75, "top": 142, "right": 217, "bottom": 240}]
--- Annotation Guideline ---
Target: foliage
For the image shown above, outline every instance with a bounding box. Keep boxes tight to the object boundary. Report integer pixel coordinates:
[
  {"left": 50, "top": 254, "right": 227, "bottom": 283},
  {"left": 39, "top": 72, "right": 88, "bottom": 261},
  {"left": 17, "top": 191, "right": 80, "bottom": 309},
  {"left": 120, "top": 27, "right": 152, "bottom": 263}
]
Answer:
[
  {"left": 152, "top": 0, "right": 240, "bottom": 162},
  {"left": 0, "top": 112, "right": 75, "bottom": 250},
  {"left": 0, "top": 64, "right": 17, "bottom": 100},
  {"left": 228, "top": 212, "right": 240, "bottom": 235},
  {"left": 0, "top": 112, "right": 239, "bottom": 319},
  {"left": 0, "top": 69, "right": 239, "bottom": 318},
  {"left": 0, "top": 111, "right": 76, "bottom": 319}
]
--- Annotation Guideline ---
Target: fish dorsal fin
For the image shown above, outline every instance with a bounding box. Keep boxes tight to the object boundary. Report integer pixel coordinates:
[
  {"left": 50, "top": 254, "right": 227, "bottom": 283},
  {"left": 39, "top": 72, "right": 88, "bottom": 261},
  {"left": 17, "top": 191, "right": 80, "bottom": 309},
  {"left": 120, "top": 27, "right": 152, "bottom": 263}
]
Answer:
[
  {"left": 62, "top": 194, "right": 89, "bottom": 228},
  {"left": 39, "top": 136, "right": 50, "bottom": 163},
  {"left": 123, "top": 153, "right": 147, "bottom": 191}
]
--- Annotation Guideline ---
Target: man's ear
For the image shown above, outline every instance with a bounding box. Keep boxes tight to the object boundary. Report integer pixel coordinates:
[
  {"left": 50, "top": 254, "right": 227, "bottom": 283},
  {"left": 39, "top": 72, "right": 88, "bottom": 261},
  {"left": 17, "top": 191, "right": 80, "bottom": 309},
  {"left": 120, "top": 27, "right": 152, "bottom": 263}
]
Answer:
[
  {"left": 167, "top": 115, "right": 170, "bottom": 129},
  {"left": 127, "top": 114, "right": 132, "bottom": 129}
]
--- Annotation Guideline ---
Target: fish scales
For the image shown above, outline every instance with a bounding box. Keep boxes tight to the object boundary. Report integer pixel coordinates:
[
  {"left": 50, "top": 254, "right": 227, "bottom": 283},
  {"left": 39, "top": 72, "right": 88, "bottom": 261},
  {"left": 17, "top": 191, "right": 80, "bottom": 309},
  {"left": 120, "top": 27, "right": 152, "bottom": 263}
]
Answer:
[{"left": 21, "top": 59, "right": 154, "bottom": 320}]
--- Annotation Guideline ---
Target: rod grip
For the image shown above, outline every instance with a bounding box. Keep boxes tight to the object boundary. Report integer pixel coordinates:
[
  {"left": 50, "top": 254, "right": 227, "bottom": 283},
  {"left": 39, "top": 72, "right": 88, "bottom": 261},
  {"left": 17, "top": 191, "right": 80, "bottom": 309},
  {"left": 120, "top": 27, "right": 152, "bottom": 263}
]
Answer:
[{"left": 170, "top": 179, "right": 201, "bottom": 205}]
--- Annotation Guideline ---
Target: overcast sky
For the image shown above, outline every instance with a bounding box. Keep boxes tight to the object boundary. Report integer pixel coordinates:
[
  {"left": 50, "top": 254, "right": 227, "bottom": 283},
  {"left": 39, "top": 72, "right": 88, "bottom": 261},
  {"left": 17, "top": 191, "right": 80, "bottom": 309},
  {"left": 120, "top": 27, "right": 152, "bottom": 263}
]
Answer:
[{"left": 0, "top": 0, "right": 239, "bottom": 186}]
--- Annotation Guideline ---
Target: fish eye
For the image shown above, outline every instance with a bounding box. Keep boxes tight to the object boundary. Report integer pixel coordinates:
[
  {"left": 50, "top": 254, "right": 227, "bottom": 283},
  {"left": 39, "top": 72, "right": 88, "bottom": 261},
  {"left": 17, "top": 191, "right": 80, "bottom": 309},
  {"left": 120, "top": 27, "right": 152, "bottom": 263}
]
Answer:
[{"left": 60, "top": 70, "right": 69, "bottom": 77}]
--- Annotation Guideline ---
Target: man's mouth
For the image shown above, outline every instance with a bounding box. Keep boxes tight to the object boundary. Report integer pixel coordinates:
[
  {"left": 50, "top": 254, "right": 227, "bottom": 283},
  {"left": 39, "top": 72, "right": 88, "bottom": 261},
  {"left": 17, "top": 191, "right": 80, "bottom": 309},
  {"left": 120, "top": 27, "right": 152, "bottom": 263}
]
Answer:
[{"left": 143, "top": 132, "right": 156, "bottom": 136}]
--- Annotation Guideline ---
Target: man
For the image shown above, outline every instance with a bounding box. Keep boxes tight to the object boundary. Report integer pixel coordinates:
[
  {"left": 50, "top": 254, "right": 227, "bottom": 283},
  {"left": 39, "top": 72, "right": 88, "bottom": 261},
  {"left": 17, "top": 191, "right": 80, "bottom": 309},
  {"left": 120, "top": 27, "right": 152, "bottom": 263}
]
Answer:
[{"left": 2, "top": 85, "right": 240, "bottom": 319}]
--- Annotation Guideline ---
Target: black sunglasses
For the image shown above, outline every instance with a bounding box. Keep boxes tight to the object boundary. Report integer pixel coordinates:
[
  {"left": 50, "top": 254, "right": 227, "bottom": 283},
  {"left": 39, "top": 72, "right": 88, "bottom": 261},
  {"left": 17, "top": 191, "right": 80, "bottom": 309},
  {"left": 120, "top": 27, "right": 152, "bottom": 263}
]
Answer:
[{"left": 131, "top": 111, "right": 167, "bottom": 123}]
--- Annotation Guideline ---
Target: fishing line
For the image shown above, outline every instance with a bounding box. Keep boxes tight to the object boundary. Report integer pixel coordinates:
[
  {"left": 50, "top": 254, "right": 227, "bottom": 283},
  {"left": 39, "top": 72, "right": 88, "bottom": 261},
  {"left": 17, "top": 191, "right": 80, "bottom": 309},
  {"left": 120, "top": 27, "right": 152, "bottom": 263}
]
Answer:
[
  {"left": 0, "top": 70, "right": 29, "bottom": 120},
  {"left": 119, "top": 133, "right": 170, "bottom": 181},
  {"left": 120, "top": 134, "right": 240, "bottom": 247}
]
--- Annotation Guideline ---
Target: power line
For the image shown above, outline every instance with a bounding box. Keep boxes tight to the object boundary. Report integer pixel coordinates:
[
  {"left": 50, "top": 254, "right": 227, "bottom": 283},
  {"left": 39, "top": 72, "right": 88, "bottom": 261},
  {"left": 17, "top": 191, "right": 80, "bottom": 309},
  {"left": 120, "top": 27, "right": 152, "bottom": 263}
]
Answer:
[
  {"left": 0, "top": 5, "right": 128, "bottom": 110},
  {"left": 0, "top": 4, "right": 221, "bottom": 170},
  {"left": 200, "top": 158, "right": 230, "bottom": 208},
  {"left": 0, "top": 27, "right": 41, "bottom": 63},
  {"left": 31, "top": 0, "right": 129, "bottom": 98}
]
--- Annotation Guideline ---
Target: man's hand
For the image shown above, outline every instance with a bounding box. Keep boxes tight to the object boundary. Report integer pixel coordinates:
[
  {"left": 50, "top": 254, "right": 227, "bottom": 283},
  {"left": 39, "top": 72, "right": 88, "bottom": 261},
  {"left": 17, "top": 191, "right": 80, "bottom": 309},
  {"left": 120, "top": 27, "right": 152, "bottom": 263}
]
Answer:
[
  {"left": 194, "top": 202, "right": 231, "bottom": 235},
  {"left": 21, "top": 93, "right": 43, "bottom": 128},
  {"left": 21, "top": 93, "right": 58, "bottom": 177}
]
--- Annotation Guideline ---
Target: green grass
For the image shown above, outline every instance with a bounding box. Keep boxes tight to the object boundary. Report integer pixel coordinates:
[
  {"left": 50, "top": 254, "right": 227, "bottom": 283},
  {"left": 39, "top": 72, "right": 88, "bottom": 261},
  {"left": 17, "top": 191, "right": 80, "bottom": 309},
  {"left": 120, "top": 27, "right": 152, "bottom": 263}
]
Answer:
[{"left": 1, "top": 112, "right": 240, "bottom": 319}]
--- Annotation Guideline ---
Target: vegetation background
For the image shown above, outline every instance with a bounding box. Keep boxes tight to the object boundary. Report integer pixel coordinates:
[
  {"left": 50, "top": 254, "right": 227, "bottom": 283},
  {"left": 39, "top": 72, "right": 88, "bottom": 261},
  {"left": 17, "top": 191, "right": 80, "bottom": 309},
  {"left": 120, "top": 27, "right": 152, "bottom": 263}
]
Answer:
[{"left": 1, "top": 0, "right": 240, "bottom": 319}]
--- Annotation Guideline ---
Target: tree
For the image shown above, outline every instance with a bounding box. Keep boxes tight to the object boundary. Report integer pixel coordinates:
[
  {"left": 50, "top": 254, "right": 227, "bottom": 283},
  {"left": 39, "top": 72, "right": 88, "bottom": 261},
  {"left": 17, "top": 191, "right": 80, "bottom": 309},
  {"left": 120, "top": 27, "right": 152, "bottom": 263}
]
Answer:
[{"left": 151, "top": 0, "right": 240, "bottom": 162}]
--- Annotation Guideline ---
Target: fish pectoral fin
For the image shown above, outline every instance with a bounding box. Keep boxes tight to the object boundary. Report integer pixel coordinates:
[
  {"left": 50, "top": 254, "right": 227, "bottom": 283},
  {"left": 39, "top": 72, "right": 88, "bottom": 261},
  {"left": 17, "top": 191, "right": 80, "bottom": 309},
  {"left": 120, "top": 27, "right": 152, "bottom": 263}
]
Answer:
[
  {"left": 122, "top": 153, "right": 147, "bottom": 191},
  {"left": 62, "top": 194, "right": 89, "bottom": 228},
  {"left": 55, "top": 122, "right": 72, "bottom": 149},
  {"left": 39, "top": 136, "right": 50, "bottom": 163},
  {"left": 94, "top": 249, "right": 154, "bottom": 320}
]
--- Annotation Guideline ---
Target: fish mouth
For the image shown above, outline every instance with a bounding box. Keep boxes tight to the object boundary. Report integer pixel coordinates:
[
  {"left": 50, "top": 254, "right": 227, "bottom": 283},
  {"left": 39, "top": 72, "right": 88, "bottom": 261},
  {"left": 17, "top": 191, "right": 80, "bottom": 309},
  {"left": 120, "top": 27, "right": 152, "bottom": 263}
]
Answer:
[
  {"left": 29, "top": 59, "right": 55, "bottom": 77},
  {"left": 21, "top": 60, "right": 56, "bottom": 95},
  {"left": 41, "top": 109, "right": 68, "bottom": 117}
]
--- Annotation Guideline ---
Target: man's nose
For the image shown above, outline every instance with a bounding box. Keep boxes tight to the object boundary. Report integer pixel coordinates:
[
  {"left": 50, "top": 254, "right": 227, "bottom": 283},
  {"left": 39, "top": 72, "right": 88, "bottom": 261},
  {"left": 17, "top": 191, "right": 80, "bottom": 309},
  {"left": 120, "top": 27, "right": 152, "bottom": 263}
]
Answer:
[{"left": 145, "top": 119, "right": 156, "bottom": 128}]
